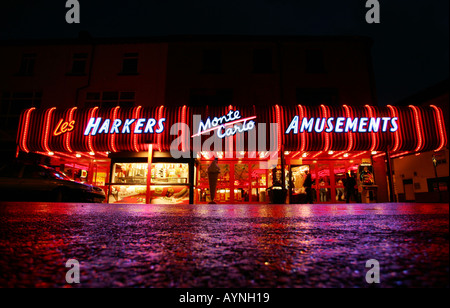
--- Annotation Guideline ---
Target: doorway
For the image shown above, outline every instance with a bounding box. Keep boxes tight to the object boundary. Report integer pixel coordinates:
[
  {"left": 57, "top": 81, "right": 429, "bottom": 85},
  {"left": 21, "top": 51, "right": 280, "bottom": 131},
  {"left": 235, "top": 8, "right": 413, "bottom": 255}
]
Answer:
[
  {"left": 196, "top": 160, "right": 269, "bottom": 204},
  {"left": 289, "top": 160, "right": 360, "bottom": 204}
]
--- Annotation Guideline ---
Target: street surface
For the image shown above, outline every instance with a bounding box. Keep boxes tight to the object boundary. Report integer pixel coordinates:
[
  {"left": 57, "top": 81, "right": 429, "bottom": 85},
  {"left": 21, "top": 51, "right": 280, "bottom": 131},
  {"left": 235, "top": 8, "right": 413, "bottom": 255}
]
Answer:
[{"left": 0, "top": 202, "right": 448, "bottom": 288}]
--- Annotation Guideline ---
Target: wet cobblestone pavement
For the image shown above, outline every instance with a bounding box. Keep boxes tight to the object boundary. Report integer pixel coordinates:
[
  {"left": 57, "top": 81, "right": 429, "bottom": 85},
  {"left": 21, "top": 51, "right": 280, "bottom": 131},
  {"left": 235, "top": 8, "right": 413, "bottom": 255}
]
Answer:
[{"left": 0, "top": 202, "right": 448, "bottom": 288}]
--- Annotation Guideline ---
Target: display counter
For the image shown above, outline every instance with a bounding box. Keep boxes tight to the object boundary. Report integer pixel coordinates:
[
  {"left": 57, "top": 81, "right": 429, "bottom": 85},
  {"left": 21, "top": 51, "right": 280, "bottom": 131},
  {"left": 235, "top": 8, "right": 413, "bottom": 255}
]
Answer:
[{"left": 107, "top": 162, "right": 190, "bottom": 204}]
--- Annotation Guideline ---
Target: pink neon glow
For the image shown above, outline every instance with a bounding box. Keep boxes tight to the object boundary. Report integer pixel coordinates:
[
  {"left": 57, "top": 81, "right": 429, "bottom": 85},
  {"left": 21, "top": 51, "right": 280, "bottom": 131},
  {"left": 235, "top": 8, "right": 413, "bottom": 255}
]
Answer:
[
  {"left": 55, "top": 151, "right": 77, "bottom": 160},
  {"left": 312, "top": 151, "right": 323, "bottom": 158},
  {"left": 391, "top": 151, "right": 410, "bottom": 158},
  {"left": 331, "top": 151, "right": 344, "bottom": 158},
  {"left": 227, "top": 105, "right": 234, "bottom": 155},
  {"left": 373, "top": 152, "right": 386, "bottom": 159},
  {"left": 352, "top": 151, "right": 367, "bottom": 159},
  {"left": 157, "top": 106, "right": 164, "bottom": 152},
  {"left": 181, "top": 105, "right": 187, "bottom": 152},
  {"left": 275, "top": 105, "right": 282, "bottom": 152},
  {"left": 191, "top": 116, "right": 257, "bottom": 138}
]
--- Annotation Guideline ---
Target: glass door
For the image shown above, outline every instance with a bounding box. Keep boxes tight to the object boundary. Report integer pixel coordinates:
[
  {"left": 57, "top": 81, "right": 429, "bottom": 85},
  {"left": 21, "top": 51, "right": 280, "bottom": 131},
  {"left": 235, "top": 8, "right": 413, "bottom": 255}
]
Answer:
[
  {"left": 334, "top": 162, "right": 346, "bottom": 202},
  {"left": 196, "top": 160, "right": 268, "bottom": 204},
  {"left": 250, "top": 162, "right": 268, "bottom": 203},
  {"left": 196, "top": 162, "right": 231, "bottom": 203},
  {"left": 317, "top": 163, "right": 331, "bottom": 203},
  {"left": 234, "top": 163, "right": 250, "bottom": 203}
]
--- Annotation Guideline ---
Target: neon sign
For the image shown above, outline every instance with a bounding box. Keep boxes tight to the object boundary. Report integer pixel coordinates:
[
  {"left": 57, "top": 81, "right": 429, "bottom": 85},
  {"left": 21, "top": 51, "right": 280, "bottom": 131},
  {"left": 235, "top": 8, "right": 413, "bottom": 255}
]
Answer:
[
  {"left": 83, "top": 117, "right": 166, "bottom": 136},
  {"left": 53, "top": 119, "right": 75, "bottom": 136},
  {"left": 191, "top": 110, "right": 256, "bottom": 138},
  {"left": 285, "top": 117, "right": 398, "bottom": 134}
]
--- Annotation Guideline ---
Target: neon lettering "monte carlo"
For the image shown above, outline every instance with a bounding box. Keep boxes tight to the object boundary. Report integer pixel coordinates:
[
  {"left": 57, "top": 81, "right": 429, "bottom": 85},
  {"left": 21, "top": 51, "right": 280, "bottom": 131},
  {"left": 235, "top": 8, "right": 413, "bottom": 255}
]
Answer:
[
  {"left": 285, "top": 117, "right": 398, "bottom": 134},
  {"left": 84, "top": 117, "right": 166, "bottom": 136},
  {"left": 192, "top": 110, "right": 256, "bottom": 139}
]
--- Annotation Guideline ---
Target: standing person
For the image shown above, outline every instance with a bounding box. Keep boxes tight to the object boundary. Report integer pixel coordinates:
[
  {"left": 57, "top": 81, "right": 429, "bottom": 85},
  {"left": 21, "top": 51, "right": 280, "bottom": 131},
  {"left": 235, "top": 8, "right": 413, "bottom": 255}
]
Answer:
[
  {"left": 336, "top": 178, "right": 344, "bottom": 201},
  {"left": 319, "top": 179, "right": 327, "bottom": 202},
  {"left": 303, "top": 172, "right": 313, "bottom": 204},
  {"left": 345, "top": 173, "right": 357, "bottom": 203}
]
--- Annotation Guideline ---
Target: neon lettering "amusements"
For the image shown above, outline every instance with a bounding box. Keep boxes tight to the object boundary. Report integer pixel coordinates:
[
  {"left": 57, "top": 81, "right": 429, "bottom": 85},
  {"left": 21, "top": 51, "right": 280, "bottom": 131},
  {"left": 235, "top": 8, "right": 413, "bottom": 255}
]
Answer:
[{"left": 285, "top": 116, "right": 399, "bottom": 134}]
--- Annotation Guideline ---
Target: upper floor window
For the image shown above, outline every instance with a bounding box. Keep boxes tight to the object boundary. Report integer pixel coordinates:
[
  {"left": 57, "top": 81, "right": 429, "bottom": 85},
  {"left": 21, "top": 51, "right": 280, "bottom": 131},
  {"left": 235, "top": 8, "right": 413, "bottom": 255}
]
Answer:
[
  {"left": 120, "top": 53, "right": 139, "bottom": 75},
  {"left": 253, "top": 49, "right": 273, "bottom": 74},
  {"left": 85, "top": 91, "right": 135, "bottom": 108},
  {"left": 305, "top": 50, "right": 326, "bottom": 74},
  {"left": 0, "top": 91, "right": 42, "bottom": 130},
  {"left": 189, "top": 88, "right": 233, "bottom": 107},
  {"left": 201, "top": 49, "right": 222, "bottom": 73},
  {"left": 296, "top": 88, "right": 338, "bottom": 106},
  {"left": 18, "top": 53, "right": 36, "bottom": 76},
  {"left": 69, "top": 53, "right": 88, "bottom": 75}
]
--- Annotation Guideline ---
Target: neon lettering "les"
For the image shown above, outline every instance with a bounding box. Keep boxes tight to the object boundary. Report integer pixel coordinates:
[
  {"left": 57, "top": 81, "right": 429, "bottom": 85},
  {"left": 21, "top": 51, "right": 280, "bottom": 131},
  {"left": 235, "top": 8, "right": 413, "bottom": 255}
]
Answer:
[{"left": 54, "top": 119, "right": 75, "bottom": 136}]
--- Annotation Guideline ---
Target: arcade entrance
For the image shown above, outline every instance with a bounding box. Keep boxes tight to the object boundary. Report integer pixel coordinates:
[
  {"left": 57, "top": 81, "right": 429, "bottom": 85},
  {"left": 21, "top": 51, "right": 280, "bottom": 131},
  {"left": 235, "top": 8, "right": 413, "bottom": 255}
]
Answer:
[
  {"left": 195, "top": 160, "right": 270, "bottom": 204},
  {"left": 289, "top": 160, "right": 363, "bottom": 204}
]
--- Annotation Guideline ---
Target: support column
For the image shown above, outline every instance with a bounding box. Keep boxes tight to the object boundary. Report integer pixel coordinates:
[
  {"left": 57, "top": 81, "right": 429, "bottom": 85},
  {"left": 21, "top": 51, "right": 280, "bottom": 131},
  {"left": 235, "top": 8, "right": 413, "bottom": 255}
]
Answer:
[
  {"left": 146, "top": 144, "right": 153, "bottom": 204},
  {"left": 385, "top": 150, "right": 395, "bottom": 202}
]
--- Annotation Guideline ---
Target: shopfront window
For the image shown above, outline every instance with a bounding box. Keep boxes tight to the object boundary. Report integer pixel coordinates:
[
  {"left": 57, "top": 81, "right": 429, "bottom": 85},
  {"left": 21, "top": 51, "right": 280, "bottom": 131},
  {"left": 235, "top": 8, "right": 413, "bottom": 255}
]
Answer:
[
  {"left": 290, "top": 165, "right": 310, "bottom": 203},
  {"left": 234, "top": 163, "right": 249, "bottom": 187},
  {"left": 150, "top": 163, "right": 190, "bottom": 205},
  {"left": 109, "top": 162, "right": 190, "bottom": 204},
  {"left": 110, "top": 163, "right": 148, "bottom": 204},
  {"left": 112, "top": 163, "right": 147, "bottom": 184},
  {"left": 151, "top": 163, "right": 189, "bottom": 184},
  {"left": 251, "top": 163, "right": 268, "bottom": 187}
]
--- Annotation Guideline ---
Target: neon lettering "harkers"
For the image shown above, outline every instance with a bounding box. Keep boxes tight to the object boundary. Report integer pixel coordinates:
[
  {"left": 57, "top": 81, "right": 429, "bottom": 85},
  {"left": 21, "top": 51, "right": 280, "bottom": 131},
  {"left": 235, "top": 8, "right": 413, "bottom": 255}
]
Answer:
[{"left": 83, "top": 117, "right": 166, "bottom": 136}]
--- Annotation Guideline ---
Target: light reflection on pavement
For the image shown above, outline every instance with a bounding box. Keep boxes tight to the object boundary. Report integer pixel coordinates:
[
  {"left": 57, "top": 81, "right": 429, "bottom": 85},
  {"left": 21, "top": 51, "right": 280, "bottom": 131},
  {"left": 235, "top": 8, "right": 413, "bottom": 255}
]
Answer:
[{"left": 0, "top": 202, "right": 448, "bottom": 288}]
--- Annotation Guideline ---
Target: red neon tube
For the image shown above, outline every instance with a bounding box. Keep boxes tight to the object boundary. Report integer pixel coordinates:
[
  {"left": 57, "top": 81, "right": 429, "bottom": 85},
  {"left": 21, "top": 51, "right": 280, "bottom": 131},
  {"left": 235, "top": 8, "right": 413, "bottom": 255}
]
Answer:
[
  {"left": 21, "top": 107, "right": 36, "bottom": 153},
  {"left": 133, "top": 106, "right": 142, "bottom": 152},
  {"left": 320, "top": 105, "right": 330, "bottom": 152},
  {"left": 43, "top": 107, "right": 56, "bottom": 153},
  {"left": 65, "top": 107, "right": 77, "bottom": 153},
  {"left": 430, "top": 105, "right": 447, "bottom": 151},
  {"left": 365, "top": 105, "right": 377, "bottom": 152},
  {"left": 343, "top": 105, "right": 354, "bottom": 152},
  {"left": 409, "top": 105, "right": 424, "bottom": 152},
  {"left": 387, "top": 105, "right": 400, "bottom": 152},
  {"left": 110, "top": 106, "right": 120, "bottom": 153},
  {"left": 87, "top": 107, "right": 99, "bottom": 153}
]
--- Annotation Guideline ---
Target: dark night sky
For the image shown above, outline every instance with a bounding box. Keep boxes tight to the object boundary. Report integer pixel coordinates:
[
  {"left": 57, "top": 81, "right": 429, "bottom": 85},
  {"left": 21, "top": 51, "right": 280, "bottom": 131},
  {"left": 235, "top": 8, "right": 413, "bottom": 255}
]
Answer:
[{"left": 0, "top": 0, "right": 448, "bottom": 106}]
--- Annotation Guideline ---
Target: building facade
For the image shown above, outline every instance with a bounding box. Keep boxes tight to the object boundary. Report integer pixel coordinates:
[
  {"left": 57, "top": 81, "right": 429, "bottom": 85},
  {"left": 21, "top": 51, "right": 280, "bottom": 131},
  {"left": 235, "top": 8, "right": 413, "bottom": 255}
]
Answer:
[
  {"left": 391, "top": 80, "right": 449, "bottom": 203},
  {"left": 1, "top": 35, "right": 447, "bottom": 204}
]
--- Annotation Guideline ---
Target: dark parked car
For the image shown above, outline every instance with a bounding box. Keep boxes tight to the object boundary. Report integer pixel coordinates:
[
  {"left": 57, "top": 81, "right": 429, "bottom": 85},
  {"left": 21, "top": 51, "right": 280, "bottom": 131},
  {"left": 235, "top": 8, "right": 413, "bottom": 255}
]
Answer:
[{"left": 0, "top": 162, "right": 105, "bottom": 203}]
